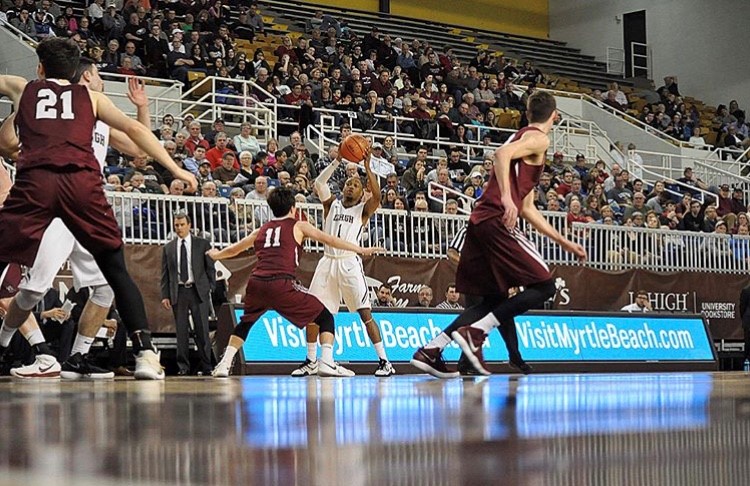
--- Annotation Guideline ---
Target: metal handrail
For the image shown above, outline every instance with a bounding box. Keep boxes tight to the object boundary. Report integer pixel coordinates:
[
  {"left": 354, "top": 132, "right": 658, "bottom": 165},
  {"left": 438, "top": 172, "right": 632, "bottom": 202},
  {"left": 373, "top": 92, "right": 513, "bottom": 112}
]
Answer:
[{"left": 0, "top": 20, "right": 38, "bottom": 48}]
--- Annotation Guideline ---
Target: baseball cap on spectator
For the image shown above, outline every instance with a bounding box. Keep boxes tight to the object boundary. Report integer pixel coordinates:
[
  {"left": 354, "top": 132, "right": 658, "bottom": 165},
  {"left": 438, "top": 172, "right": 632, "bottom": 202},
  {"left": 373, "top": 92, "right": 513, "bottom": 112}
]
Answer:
[
  {"left": 372, "top": 142, "right": 383, "bottom": 149},
  {"left": 715, "top": 219, "right": 727, "bottom": 230},
  {"left": 734, "top": 187, "right": 743, "bottom": 193},
  {"left": 172, "top": 28, "right": 183, "bottom": 35},
  {"left": 553, "top": 151, "right": 563, "bottom": 158},
  {"left": 720, "top": 184, "right": 730, "bottom": 191},
  {"left": 199, "top": 161, "right": 211, "bottom": 167},
  {"left": 575, "top": 153, "right": 585, "bottom": 160}
]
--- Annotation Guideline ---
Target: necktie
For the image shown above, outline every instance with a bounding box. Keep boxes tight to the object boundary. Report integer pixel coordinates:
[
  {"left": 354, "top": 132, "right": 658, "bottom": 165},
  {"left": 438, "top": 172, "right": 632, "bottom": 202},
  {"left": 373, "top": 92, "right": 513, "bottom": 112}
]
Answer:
[{"left": 180, "top": 239, "right": 189, "bottom": 284}]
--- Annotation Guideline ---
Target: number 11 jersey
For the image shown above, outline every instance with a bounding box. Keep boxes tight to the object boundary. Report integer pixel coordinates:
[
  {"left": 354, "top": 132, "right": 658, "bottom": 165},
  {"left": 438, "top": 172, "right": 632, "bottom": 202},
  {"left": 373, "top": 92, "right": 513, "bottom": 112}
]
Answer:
[
  {"left": 15, "top": 79, "right": 99, "bottom": 172},
  {"left": 252, "top": 217, "right": 301, "bottom": 279}
]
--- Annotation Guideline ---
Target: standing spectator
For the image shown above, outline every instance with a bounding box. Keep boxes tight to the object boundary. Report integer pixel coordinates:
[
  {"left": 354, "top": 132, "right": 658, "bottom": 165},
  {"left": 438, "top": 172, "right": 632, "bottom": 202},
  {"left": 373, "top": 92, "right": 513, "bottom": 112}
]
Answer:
[
  {"left": 436, "top": 283, "right": 463, "bottom": 310},
  {"left": 160, "top": 213, "right": 215, "bottom": 376}
]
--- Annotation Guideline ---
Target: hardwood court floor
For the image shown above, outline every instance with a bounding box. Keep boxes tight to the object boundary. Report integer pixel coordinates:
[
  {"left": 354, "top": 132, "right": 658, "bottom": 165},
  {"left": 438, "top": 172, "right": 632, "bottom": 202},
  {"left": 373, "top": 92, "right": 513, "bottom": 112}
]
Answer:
[{"left": 0, "top": 372, "right": 749, "bottom": 485}]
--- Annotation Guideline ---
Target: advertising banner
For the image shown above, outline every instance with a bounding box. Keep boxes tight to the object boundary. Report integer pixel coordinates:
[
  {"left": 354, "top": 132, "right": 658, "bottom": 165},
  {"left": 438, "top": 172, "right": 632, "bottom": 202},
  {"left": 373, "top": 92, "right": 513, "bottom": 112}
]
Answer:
[
  {"left": 45, "top": 246, "right": 745, "bottom": 340},
  {"left": 232, "top": 308, "right": 715, "bottom": 364}
]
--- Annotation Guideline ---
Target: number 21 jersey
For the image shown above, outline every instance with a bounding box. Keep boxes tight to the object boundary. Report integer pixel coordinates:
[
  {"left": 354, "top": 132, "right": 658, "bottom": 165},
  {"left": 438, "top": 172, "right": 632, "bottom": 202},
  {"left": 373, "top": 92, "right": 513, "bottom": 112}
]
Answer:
[{"left": 15, "top": 80, "right": 99, "bottom": 172}]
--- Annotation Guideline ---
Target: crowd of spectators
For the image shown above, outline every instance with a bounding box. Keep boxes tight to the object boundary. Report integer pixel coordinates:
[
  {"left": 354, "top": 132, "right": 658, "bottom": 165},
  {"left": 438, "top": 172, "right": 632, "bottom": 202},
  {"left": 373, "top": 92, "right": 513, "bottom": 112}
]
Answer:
[{"left": 4, "top": 1, "right": 748, "bottom": 264}]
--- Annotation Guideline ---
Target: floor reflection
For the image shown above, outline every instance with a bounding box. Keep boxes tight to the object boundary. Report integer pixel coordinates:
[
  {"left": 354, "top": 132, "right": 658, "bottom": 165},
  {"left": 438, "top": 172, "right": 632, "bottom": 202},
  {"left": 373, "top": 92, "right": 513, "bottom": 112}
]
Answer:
[{"left": 0, "top": 373, "right": 747, "bottom": 485}]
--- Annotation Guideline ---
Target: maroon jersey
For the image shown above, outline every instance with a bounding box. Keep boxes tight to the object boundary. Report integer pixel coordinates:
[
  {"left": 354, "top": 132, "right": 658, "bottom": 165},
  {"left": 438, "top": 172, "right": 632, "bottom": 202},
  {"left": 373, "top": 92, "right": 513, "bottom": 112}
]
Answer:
[
  {"left": 15, "top": 80, "right": 99, "bottom": 172},
  {"left": 252, "top": 218, "right": 301, "bottom": 278},
  {"left": 470, "top": 126, "right": 545, "bottom": 225}
]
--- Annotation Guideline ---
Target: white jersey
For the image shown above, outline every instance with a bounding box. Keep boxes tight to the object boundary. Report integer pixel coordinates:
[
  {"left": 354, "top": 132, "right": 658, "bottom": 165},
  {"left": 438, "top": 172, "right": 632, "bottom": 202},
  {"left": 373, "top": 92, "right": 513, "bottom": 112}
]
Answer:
[
  {"left": 323, "top": 199, "right": 365, "bottom": 257},
  {"left": 92, "top": 121, "right": 110, "bottom": 170}
]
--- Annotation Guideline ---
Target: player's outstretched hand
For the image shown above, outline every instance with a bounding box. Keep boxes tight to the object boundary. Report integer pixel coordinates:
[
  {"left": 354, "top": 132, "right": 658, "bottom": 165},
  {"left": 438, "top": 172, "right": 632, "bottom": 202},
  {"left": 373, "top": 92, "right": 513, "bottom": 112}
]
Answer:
[
  {"left": 175, "top": 169, "right": 198, "bottom": 193},
  {"left": 501, "top": 196, "right": 518, "bottom": 230},
  {"left": 561, "top": 240, "right": 587, "bottom": 262},
  {"left": 360, "top": 246, "right": 385, "bottom": 256},
  {"left": 126, "top": 77, "right": 148, "bottom": 108}
]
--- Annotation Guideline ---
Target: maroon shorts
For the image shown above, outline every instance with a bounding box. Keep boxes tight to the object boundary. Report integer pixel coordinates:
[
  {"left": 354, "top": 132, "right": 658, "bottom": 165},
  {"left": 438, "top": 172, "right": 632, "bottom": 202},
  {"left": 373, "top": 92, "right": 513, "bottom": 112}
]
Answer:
[
  {"left": 456, "top": 218, "right": 551, "bottom": 296},
  {"left": 0, "top": 263, "right": 22, "bottom": 299},
  {"left": 241, "top": 276, "right": 325, "bottom": 328},
  {"left": 0, "top": 168, "right": 122, "bottom": 266}
]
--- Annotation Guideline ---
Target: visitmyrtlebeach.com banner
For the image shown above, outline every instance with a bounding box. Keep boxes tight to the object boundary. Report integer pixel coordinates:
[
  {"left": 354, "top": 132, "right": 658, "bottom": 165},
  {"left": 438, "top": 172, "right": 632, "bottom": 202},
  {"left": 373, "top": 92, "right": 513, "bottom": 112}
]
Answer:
[{"left": 234, "top": 309, "right": 715, "bottom": 363}]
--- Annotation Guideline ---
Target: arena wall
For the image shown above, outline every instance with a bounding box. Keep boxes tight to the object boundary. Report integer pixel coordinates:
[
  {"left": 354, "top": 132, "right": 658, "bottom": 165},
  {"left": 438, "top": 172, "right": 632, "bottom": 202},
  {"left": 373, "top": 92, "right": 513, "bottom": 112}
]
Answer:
[
  {"left": 307, "top": 0, "right": 549, "bottom": 38},
  {"left": 548, "top": 0, "right": 750, "bottom": 108}
]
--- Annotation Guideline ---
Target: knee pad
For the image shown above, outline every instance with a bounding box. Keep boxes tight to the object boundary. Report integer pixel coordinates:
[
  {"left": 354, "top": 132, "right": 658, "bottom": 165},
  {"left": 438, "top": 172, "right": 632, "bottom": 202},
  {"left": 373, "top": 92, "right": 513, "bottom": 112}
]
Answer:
[
  {"left": 314, "top": 308, "right": 335, "bottom": 335},
  {"left": 14, "top": 288, "right": 45, "bottom": 311},
  {"left": 89, "top": 284, "right": 115, "bottom": 308}
]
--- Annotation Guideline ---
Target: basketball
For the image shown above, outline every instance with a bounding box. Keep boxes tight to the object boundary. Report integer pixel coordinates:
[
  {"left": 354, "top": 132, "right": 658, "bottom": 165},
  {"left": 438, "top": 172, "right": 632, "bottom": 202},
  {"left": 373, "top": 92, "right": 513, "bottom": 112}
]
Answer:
[{"left": 338, "top": 134, "right": 370, "bottom": 163}]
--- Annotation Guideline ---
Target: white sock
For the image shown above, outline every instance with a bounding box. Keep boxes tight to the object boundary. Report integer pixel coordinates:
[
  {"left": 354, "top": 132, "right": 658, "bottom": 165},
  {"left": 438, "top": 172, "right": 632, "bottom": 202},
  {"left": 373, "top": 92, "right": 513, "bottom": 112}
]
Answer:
[
  {"left": 222, "top": 345, "right": 238, "bottom": 364},
  {"left": 24, "top": 328, "right": 46, "bottom": 347},
  {"left": 71, "top": 333, "right": 95, "bottom": 355},
  {"left": 0, "top": 324, "right": 17, "bottom": 347},
  {"left": 306, "top": 342, "right": 317, "bottom": 361},
  {"left": 425, "top": 332, "right": 452, "bottom": 350},
  {"left": 373, "top": 341, "right": 387, "bottom": 360},
  {"left": 470, "top": 312, "right": 501, "bottom": 333},
  {"left": 320, "top": 343, "right": 334, "bottom": 366}
]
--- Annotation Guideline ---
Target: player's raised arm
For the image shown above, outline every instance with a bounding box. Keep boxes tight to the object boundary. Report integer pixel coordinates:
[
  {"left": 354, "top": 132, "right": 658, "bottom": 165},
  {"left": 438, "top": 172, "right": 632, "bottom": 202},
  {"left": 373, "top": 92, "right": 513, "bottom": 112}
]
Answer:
[
  {"left": 0, "top": 75, "right": 28, "bottom": 108},
  {"left": 89, "top": 90, "right": 197, "bottom": 192},
  {"left": 295, "top": 220, "right": 382, "bottom": 256},
  {"left": 494, "top": 131, "right": 549, "bottom": 229},
  {"left": 313, "top": 152, "right": 340, "bottom": 215},
  {"left": 520, "top": 190, "right": 586, "bottom": 261},
  {"left": 207, "top": 229, "right": 261, "bottom": 261},
  {"left": 108, "top": 77, "right": 151, "bottom": 157},
  {"left": 362, "top": 146, "right": 381, "bottom": 219}
]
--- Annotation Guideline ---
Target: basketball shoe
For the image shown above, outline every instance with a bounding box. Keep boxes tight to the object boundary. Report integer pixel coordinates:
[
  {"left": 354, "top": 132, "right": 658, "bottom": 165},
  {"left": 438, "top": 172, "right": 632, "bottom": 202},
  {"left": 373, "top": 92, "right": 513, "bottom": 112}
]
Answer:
[
  {"left": 374, "top": 359, "right": 395, "bottom": 377},
  {"left": 134, "top": 350, "right": 165, "bottom": 380},
  {"left": 318, "top": 361, "right": 355, "bottom": 377},
  {"left": 291, "top": 358, "right": 318, "bottom": 376},
  {"left": 61, "top": 353, "right": 115, "bottom": 380},
  {"left": 452, "top": 326, "right": 491, "bottom": 376},
  {"left": 10, "top": 354, "right": 61, "bottom": 380},
  {"left": 410, "top": 347, "right": 459, "bottom": 379}
]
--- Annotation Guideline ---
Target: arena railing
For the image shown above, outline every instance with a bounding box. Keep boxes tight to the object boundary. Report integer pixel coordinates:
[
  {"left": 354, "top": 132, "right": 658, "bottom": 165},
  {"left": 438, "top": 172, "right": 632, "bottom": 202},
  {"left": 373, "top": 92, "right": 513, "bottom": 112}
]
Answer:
[
  {"left": 104, "top": 190, "right": 568, "bottom": 257},
  {"left": 570, "top": 222, "right": 750, "bottom": 275},
  {"left": 534, "top": 87, "right": 705, "bottom": 150},
  {"left": 0, "top": 20, "right": 38, "bottom": 47},
  {"left": 103, "top": 75, "right": 277, "bottom": 145}
]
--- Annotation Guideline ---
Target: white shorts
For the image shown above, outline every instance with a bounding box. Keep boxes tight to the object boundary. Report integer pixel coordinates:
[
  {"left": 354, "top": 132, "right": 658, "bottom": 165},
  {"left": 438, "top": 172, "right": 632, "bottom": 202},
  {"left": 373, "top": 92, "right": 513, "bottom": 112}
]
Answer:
[
  {"left": 308, "top": 255, "right": 371, "bottom": 314},
  {"left": 19, "top": 218, "right": 108, "bottom": 293}
]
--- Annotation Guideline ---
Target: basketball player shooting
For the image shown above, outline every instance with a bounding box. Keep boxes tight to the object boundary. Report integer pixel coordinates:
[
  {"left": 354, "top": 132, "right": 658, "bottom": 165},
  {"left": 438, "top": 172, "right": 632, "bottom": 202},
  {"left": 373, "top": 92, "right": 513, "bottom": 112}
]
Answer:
[
  {"left": 291, "top": 136, "right": 395, "bottom": 377},
  {"left": 411, "top": 91, "right": 586, "bottom": 378},
  {"left": 210, "top": 187, "right": 383, "bottom": 378}
]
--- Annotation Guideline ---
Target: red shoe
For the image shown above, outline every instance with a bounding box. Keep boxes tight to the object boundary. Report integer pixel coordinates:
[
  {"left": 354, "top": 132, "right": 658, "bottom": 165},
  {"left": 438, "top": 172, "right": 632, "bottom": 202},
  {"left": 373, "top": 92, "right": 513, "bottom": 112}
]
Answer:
[
  {"left": 410, "top": 347, "right": 460, "bottom": 379},
  {"left": 451, "top": 326, "right": 491, "bottom": 376}
]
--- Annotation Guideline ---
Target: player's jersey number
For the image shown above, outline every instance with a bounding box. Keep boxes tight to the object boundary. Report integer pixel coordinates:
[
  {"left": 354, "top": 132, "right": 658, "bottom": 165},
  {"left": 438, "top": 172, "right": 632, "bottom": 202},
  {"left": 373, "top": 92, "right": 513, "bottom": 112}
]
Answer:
[{"left": 35, "top": 89, "right": 75, "bottom": 120}]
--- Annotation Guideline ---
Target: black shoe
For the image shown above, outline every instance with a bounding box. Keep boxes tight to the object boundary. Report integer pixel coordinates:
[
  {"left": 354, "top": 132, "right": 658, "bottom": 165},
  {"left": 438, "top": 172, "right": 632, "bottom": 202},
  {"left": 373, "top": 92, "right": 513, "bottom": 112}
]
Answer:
[
  {"left": 177, "top": 369, "right": 189, "bottom": 376},
  {"left": 457, "top": 353, "right": 481, "bottom": 376},
  {"left": 509, "top": 359, "right": 534, "bottom": 375},
  {"left": 0, "top": 347, "right": 15, "bottom": 376},
  {"left": 61, "top": 353, "right": 115, "bottom": 380}
]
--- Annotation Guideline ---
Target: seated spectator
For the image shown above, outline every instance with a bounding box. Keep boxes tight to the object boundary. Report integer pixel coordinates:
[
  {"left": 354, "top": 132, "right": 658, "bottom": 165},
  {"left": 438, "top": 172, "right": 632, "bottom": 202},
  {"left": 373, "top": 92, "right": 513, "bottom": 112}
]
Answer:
[
  {"left": 212, "top": 152, "right": 240, "bottom": 185},
  {"left": 679, "top": 199, "right": 704, "bottom": 231},
  {"left": 372, "top": 283, "right": 396, "bottom": 307},
  {"left": 205, "top": 132, "right": 236, "bottom": 170},
  {"left": 245, "top": 176, "right": 270, "bottom": 200},
  {"left": 233, "top": 122, "right": 261, "bottom": 157}
]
